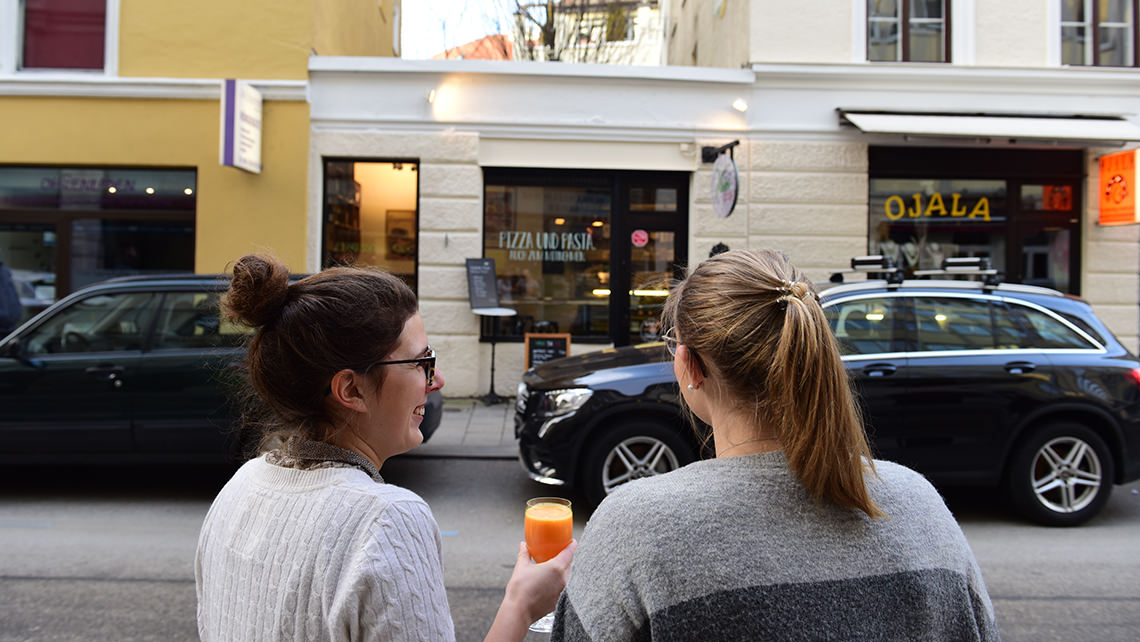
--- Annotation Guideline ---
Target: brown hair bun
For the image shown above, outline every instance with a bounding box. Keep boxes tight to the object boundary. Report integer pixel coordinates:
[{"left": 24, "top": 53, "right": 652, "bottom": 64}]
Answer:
[{"left": 223, "top": 254, "right": 291, "bottom": 328}]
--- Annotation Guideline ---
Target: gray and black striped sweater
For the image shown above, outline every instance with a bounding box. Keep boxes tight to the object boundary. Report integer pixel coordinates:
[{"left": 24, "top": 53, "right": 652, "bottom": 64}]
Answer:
[{"left": 553, "top": 452, "right": 998, "bottom": 641}]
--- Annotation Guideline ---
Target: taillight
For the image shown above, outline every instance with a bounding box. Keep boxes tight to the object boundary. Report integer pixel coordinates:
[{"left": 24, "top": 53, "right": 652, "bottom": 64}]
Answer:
[{"left": 1128, "top": 368, "right": 1140, "bottom": 389}]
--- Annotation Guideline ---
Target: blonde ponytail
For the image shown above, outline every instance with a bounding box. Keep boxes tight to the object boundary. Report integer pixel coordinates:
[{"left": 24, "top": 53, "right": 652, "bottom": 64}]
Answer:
[{"left": 663, "top": 249, "right": 883, "bottom": 518}]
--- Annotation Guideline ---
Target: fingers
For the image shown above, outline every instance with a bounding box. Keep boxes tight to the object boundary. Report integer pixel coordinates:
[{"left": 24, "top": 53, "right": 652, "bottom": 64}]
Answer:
[{"left": 547, "top": 539, "right": 577, "bottom": 574}]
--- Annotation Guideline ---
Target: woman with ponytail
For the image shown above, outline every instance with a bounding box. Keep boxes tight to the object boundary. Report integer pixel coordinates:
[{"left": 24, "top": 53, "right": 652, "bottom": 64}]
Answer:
[
  {"left": 196, "top": 255, "right": 573, "bottom": 642},
  {"left": 552, "top": 249, "right": 996, "bottom": 641}
]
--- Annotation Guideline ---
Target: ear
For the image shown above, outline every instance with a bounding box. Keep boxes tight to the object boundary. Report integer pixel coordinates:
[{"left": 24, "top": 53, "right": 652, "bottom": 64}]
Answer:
[
  {"left": 676, "top": 345, "right": 704, "bottom": 388},
  {"left": 328, "top": 368, "right": 369, "bottom": 413}
]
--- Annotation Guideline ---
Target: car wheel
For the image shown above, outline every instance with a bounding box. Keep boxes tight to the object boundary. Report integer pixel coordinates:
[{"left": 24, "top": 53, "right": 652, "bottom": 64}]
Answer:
[
  {"left": 582, "top": 420, "right": 696, "bottom": 508},
  {"left": 1005, "top": 421, "right": 1114, "bottom": 526}
]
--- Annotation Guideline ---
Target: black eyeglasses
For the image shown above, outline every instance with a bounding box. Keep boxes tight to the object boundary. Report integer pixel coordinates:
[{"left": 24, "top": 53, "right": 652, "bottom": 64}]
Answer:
[
  {"left": 368, "top": 348, "right": 437, "bottom": 386},
  {"left": 661, "top": 328, "right": 679, "bottom": 358}
]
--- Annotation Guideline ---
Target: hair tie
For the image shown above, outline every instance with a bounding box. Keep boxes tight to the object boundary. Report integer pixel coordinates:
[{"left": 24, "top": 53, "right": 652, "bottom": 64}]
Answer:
[{"left": 775, "top": 279, "right": 818, "bottom": 306}]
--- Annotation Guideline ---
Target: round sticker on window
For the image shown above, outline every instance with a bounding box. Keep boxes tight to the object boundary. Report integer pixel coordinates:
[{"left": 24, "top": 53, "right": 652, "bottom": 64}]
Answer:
[{"left": 631, "top": 229, "right": 649, "bottom": 247}]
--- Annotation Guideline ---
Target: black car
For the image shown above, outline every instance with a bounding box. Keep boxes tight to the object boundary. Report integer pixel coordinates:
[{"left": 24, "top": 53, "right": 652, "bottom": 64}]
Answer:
[
  {"left": 515, "top": 259, "right": 1140, "bottom": 526},
  {"left": 0, "top": 274, "right": 441, "bottom": 464}
]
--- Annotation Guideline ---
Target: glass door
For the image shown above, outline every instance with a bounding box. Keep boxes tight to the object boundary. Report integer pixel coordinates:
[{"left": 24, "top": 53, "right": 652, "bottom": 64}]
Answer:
[
  {"left": 1011, "top": 182, "right": 1081, "bottom": 293},
  {"left": 612, "top": 177, "right": 688, "bottom": 346}
]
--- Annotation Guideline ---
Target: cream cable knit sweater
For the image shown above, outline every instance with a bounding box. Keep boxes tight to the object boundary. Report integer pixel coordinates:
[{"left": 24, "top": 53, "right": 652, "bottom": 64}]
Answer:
[{"left": 195, "top": 456, "right": 455, "bottom": 641}]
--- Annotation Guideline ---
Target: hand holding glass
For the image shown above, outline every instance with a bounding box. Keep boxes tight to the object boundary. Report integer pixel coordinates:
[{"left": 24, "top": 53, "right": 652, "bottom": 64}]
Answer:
[{"left": 524, "top": 497, "right": 572, "bottom": 632}]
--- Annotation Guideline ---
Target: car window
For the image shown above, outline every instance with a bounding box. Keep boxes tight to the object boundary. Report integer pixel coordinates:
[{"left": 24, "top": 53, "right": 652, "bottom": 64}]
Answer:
[
  {"left": 152, "top": 291, "right": 251, "bottom": 350},
  {"left": 994, "top": 302, "right": 1028, "bottom": 349},
  {"left": 825, "top": 297, "right": 897, "bottom": 356},
  {"left": 1005, "top": 302, "right": 1097, "bottom": 350},
  {"left": 913, "top": 297, "right": 995, "bottom": 351},
  {"left": 25, "top": 291, "right": 158, "bottom": 354},
  {"left": 1056, "top": 311, "right": 1106, "bottom": 346}
]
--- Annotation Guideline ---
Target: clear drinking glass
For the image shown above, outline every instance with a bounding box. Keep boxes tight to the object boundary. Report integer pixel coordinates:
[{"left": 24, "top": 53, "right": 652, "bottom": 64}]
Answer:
[{"left": 524, "top": 497, "right": 573, "bottom": 633}]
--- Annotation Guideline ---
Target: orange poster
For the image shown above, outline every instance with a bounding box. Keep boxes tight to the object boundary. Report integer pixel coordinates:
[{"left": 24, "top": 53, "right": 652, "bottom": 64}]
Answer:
[{"left": 1099, "top": 149, "right": 1137, "bottom": 226}]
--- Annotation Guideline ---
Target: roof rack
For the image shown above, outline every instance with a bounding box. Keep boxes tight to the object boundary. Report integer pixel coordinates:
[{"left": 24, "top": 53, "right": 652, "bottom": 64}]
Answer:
[
  {"left": 829, "top": 255, "right": 904, "bottom": 284},
  {"left": 913, "top": 257, "right": 1003, "bottom": 286},
  {"left": 829, "top": 256, "right": 1004, "bottom": 287}
]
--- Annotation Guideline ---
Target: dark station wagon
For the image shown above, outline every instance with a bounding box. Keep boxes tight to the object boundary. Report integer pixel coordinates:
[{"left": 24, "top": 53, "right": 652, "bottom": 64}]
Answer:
[
  {"left": 515, "top": 257, "right": 1140, "bottom": 526},
  {"left": 0, "top": 274, "right": 441, "bottom": 465}
]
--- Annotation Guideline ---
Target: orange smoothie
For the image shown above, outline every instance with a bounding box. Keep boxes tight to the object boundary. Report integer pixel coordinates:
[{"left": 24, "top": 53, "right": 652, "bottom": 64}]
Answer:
[{"left": 524, "top": 501, "right": 573, "bottom": 563}]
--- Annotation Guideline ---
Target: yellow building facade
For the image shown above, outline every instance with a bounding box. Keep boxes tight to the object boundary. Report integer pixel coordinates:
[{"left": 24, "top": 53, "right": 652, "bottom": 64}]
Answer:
[{"left": 0, "top": 0, "right": 399, "bottom": 307}]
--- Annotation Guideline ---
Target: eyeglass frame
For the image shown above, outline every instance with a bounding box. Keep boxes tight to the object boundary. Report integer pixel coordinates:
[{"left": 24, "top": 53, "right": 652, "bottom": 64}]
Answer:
[
  {"left": 363, "top": 347, "right": 437, "bottom": 386},
  {"left": 661, "top": 328, "right": 680, "bottom": 357},
  {"left": 661, "top": 328, "right": 707, "bottom": 376}
]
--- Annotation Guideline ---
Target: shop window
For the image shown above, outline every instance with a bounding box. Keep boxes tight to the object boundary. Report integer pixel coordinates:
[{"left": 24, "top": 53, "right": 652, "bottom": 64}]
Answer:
[
  {"left": 21, "top": 0, "right": 106, "bottom": 70},
  {"left": 484, "top": 181, "right": 613, "bottom": 340},
  {"left": 321, "top": 160, "right": 418, "bottom": 292},
  {"left": 870, "top": 178, "right": 1007, "bottom": 273},
  {"left": 483, "top": 169, "right": 688, "bottom": 346},
  {"left": 1062, "top": 0, "right": 1138, "bottom": 67},
  {"left": 0, "top": 166, "right": 196, "bottom": 306},
  {"left": 867, "top": 0, "right": 949, "bottom": 62},
  {"left": 868, "top": 148, "right": 1083, "bottom": 295}
]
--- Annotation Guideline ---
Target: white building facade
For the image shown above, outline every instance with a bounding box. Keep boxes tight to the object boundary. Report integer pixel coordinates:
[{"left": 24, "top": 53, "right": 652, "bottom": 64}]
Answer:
[{"left": 308, "top": 1, "right": 1140, "bottom": 397}]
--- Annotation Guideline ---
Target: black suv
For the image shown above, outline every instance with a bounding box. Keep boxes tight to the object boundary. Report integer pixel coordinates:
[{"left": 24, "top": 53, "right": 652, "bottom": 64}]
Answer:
[
  {"left": 515, "top": 258, "right": 1140, "bottom": 526},
  {"left": 0, "top": 274, "right": 441, "bottom": 464}
]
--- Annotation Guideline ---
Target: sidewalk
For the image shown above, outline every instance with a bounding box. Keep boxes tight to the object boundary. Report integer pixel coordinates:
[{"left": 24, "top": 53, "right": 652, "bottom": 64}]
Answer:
[{"left": 406, "top": 397, "right": 518, "bottom": 459}]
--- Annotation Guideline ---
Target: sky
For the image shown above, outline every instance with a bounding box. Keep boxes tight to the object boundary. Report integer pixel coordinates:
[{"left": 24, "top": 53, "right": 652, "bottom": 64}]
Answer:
[{"left": 401, "top": 1, "right": 512, "bottom": 59}]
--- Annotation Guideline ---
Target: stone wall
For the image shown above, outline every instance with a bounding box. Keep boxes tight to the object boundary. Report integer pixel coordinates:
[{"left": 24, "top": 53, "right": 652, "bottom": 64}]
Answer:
[
  {"left": 1083, "top": 148, "right": 1140, "bottom": 353},
  {"left": 690, "top": 139, "right": 870, "bottom": 284}
]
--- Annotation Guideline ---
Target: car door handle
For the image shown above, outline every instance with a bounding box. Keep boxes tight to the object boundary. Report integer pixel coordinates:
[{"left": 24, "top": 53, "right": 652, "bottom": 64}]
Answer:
[
  {"left": 85, "top": 365, "right": 124, "bottom": 381},
  {"left": 862, "top": 363, "right": 897, "bottom": 377},
  {"left": 1004, "top": 361, "right": 1037, "bottom": 375}
]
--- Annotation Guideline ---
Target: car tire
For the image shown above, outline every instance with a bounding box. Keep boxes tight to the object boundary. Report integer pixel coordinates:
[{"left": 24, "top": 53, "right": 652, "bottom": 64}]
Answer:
[
  {"left": 582, "top": 420, "right": 696, "bottom": 509},
  {"left": 1005, "top": 421, "right": 1114, "bottom": 527}
]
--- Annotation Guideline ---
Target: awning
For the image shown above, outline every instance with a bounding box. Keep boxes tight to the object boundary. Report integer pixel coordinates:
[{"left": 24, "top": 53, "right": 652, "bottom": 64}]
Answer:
[{"left": 840, "top": 110, "right": 1140, "bottom": 144}]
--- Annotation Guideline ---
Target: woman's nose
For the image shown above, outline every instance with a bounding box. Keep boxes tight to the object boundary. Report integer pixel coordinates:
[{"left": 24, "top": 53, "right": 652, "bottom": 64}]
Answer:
[{"left": 430, "top": 367, "right": 445, "bottom": 392}]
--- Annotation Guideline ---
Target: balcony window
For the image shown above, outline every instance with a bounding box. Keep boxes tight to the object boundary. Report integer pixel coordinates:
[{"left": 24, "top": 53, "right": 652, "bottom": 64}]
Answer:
[
  {"left": 1062, "top": 0, "right": 1137, "bottom": 67},
  {"left": 868, "top": 0, "right": 949, "bottom": 62},
  {"left": 21, "top": 0, "right": 106, "bottom": 70}
]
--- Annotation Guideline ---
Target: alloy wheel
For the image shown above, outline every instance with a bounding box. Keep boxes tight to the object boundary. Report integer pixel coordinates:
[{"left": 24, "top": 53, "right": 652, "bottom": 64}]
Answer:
[
  {"left": 600, "top": 436, "right": 681, "bottom": 495},
  {"left": 1030, "top": 436, "right": 1103, "bottom": 514}
]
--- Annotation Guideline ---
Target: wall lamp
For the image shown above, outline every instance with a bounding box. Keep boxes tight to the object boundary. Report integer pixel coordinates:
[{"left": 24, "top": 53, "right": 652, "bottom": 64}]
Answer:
[{"left": 701, "top": 139, "right": 740, "bottom": 163}]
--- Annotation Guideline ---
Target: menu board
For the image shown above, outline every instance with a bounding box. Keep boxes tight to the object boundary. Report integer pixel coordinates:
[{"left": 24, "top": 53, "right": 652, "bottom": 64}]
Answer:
[
  {"left": 525, "top": 333, "right": 571, "bottom": 369},
  {"left": 465, "top": 258, "right": 500, "bottom": 309}
]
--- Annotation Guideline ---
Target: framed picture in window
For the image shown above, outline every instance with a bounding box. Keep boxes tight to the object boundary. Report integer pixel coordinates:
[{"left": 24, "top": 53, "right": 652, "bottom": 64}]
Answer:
[{"left": 386, "top": 210, "right": 416, "bottom": 259}]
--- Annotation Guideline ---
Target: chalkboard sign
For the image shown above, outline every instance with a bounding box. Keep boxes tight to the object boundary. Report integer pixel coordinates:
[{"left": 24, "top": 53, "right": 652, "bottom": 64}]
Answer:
[
  {"left": 525, "top": 333, "right": 571, "bottom": 369},
  {"left": 465, "top": 258, "right": 500, "bottom": 309}
]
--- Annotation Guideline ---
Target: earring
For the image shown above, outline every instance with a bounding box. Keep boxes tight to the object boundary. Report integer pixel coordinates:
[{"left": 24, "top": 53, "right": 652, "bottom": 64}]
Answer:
[{"left": 687, "top": 384, "right": 694, "bottom": 391}]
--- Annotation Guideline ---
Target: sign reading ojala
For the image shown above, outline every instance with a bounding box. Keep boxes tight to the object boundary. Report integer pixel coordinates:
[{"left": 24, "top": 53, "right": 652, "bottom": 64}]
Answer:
[{"left": 883, "top": 193, "right": 991, "bottom": 222}]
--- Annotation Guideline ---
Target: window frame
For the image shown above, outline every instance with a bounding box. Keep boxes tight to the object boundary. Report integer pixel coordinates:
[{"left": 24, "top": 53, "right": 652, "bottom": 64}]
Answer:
[
  {"left": 481, "top": 167, "right": 689, "bottom": 347},
  {"left": 868, "top": 146, "right": 1085, "bottom": 297},
  {"left": 319, "top": 157, "right": 420, "bottom": 294},
  {"left": 0, "top": 0, "right": 119, "bottom": 75},
  {"left": 1060, "top": 0, "right": 1139, "bottom": 67},
  {"left": 866, "top": 0, "right": 952, "bottom": 63}
]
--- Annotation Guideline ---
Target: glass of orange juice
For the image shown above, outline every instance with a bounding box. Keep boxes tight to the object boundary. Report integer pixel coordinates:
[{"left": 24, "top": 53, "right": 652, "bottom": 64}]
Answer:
[{"left": 524, "top": 497, "right": 572, "bottom": 632}]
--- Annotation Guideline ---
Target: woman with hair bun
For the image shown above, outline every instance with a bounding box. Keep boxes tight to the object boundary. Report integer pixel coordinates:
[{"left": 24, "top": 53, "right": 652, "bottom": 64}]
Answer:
[
  {"left": 552, "top": 249, "right": 996, "bottom": 641},
  {"left": 196, "top": 255, "right": 574, "bottom": 642}
]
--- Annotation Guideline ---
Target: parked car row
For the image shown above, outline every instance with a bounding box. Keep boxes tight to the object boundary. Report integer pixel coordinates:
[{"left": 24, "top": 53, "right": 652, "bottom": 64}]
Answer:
[
  {"left": 515, "top": 258, "right": 1140, "bottom": 526},
  {"left": 0, "top": 274, "right": 441, "bottom": 465}
]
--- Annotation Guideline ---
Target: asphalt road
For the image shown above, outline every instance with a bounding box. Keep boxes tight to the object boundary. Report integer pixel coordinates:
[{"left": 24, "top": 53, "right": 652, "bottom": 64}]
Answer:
[{"left": 0, "top": 458, "right": 1136, "bottom": 641}]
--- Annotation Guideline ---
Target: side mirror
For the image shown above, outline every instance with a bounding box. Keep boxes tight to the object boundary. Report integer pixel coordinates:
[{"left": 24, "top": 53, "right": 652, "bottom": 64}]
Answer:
[{"left": 2, "top": 339, "right": 44, "bottom": 368}]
